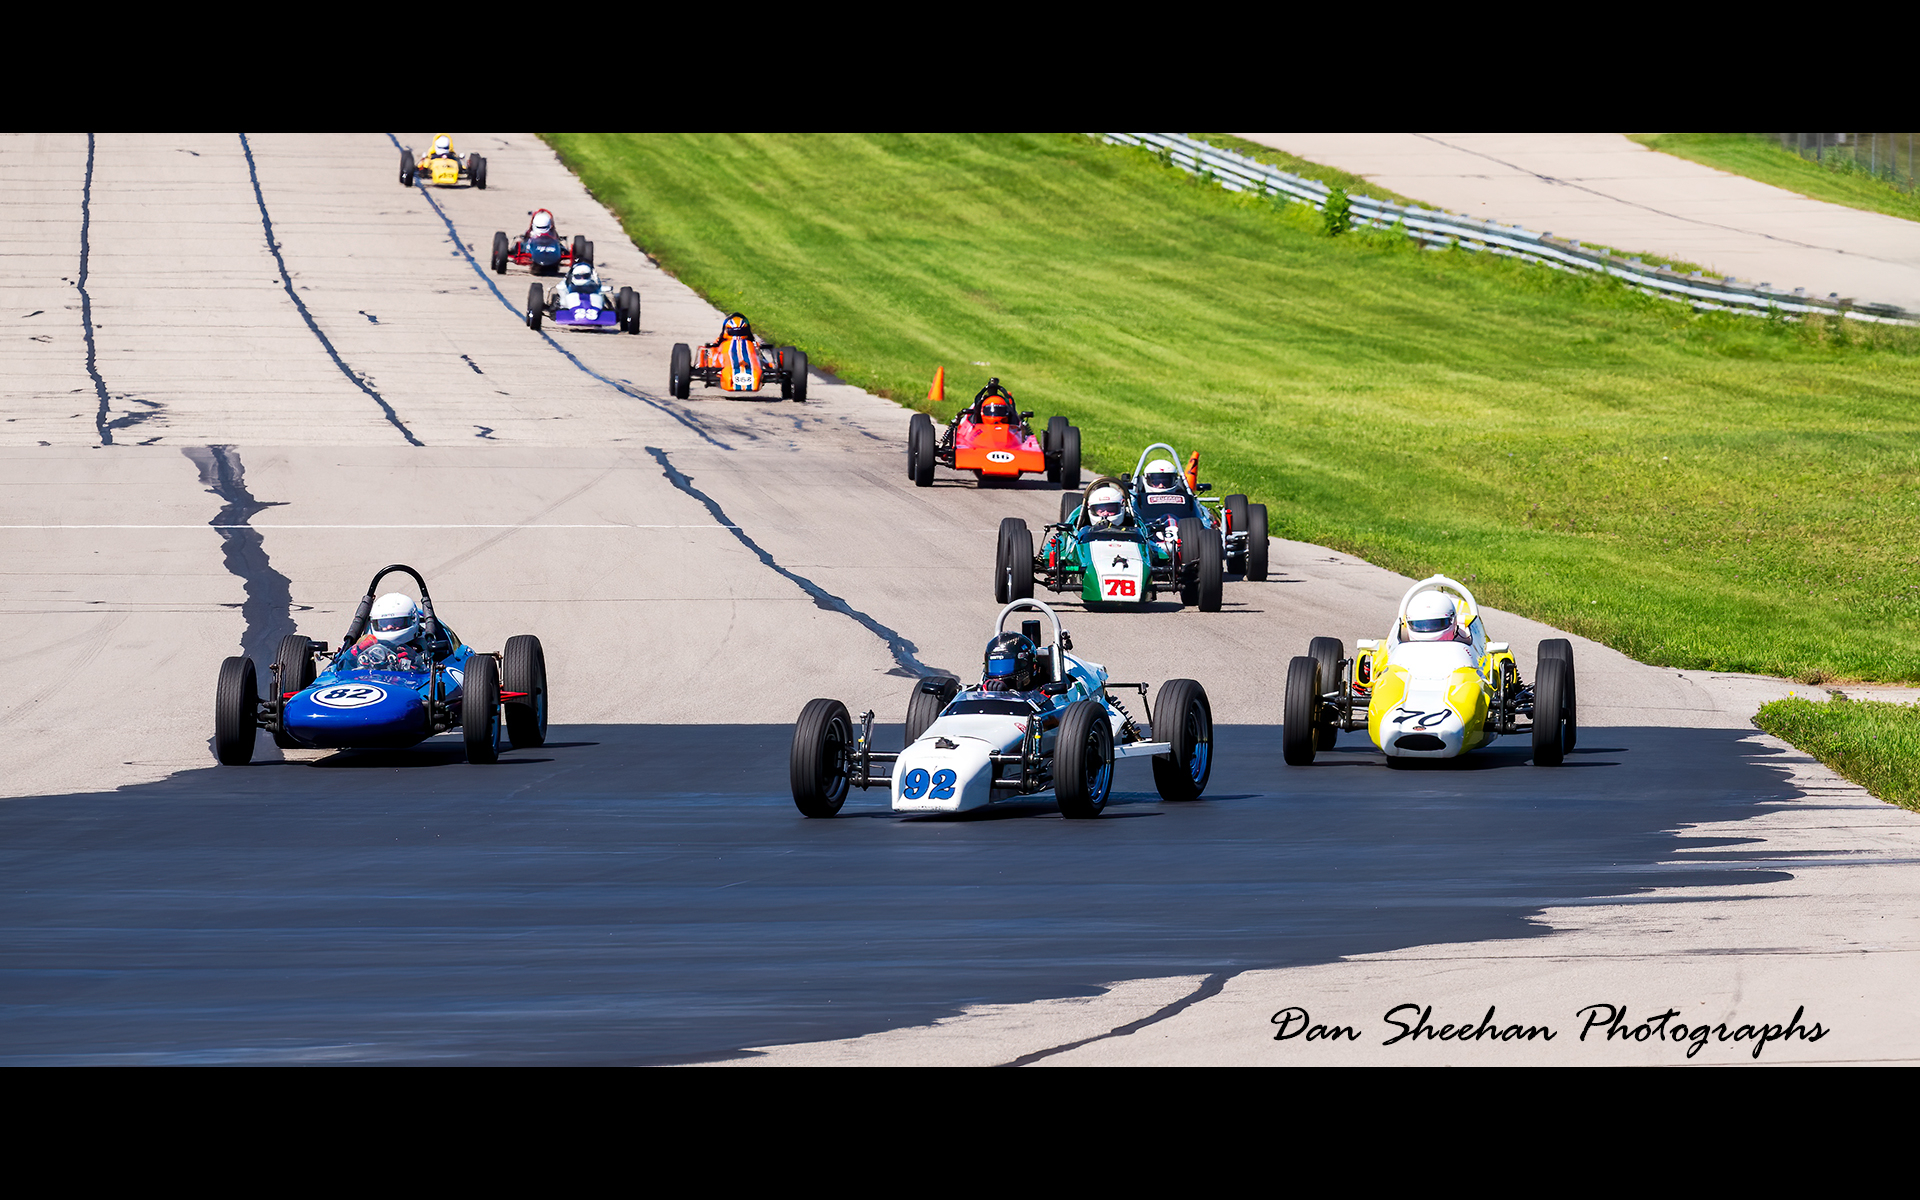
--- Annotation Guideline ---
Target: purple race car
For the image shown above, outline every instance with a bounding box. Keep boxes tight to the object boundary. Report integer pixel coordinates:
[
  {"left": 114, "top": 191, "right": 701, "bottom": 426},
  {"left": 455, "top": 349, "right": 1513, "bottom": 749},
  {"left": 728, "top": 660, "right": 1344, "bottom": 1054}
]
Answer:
[{"left": 524, "top": 263, "right": 638, "bottom": 335}]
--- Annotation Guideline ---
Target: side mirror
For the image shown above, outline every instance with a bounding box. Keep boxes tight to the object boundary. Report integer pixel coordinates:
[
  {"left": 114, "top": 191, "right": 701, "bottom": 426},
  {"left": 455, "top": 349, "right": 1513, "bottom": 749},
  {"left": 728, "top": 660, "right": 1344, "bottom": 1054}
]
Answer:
[
  {"left": 1020, "top": 410, "right": 1034, "bottom": 420},
  {"left": 1040, "top": 680, "right": 1072, "bottom": 696},
  {"left": 1197, "top": 482, "right": 1213, "bottom": 493},
  {"left": 1120, "top": 473, "right": 1132, "bottom": 487},
  {"left": 1059, "top": 630, "right": 1073, "bottom": 652},
  {"left": 1486, "top": 642, "right": 1509, "bottom": 654}
]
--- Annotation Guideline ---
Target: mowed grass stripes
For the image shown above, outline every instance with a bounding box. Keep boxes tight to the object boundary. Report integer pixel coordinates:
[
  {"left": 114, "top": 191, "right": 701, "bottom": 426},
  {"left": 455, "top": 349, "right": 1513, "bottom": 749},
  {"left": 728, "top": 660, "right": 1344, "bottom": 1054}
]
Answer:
[{"left": 545, "top": 132, "right": 1920, "bottom": 681}]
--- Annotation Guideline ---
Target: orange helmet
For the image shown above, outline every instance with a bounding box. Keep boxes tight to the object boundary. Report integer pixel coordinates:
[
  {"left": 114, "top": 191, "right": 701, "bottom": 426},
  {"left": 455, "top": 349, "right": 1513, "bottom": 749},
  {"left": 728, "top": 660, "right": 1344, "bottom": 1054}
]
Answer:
[{"left": 721, "top": 313, "right": 752, "bottom": 340}]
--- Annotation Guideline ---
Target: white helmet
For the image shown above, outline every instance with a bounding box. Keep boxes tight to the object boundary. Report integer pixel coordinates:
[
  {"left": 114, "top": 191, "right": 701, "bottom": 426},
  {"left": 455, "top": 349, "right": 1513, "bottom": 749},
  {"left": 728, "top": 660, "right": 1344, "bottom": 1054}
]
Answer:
[
  {"left": 1404, "top": 591, "right": 1458, "bottom": 642},
  {"left": 1086, "top": 484, "right": 1127, "bottom": 529},
  {"left": 1143, "top": 458, "right": 1181, "bottom": 493},
  {"left": 569, "top": 261, "right": 594, "bottom": 288},
  {"left": 531, "top": 211, "right": 554, "bottom": 235},
  {"left": 369, "top": 592, "right": 420, "bottom": 645},
  {"left": 434, "top": 135, "right": 452, "bottom": 154}
]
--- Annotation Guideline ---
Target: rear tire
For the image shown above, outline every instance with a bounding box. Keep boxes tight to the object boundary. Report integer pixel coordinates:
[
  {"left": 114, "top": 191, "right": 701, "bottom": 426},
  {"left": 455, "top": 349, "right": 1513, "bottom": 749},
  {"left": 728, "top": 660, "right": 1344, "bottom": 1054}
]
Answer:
[
  {"left": 1196, "top": 525, "right": 1223, "bottom": 612},
  {"left": 1245, "top": 504, "right": 1270, "bottom": 582},
  {"left": 1282, "top": 655, "right": 1320, "bottom": 766},
  {"left": 1537, "top": 639, "right": 1577, "bottom": 750},
  {"left": 908, "top": 413, "right": 935, "bottom": 486},
  {"left": 1058, "top": 490, "right": 1079, "bottom": 526},
  {"left": 463, "top": 654, "right": 500, "bottom": 764},
  {"left": 571, "top": 235, "right": 588, "bottom": 265},
  {"left": 1308, "top": 637, "right": 1343, "bottom": 750},
  {"left": 670, "top": 343, "right": 692, "bottom": 399},
  {"left": 995, "top": 517, "right": 1033, "bottom": 603},
  {"left": 491, "top": 231, "right": 509, "bottom": 274},
  {"left": 214, "top": 656, "right": 258, "bottom": 766},
  {"left": 1177, "top": 517, "right": 1221, "bottom": 610},
  {"left": 1045, "top": 416, "right": 1068, "bottom": 483},
  {"left": 1150, "top": 678, "right": 1212, "bottom": 801},
  {"left": 1224, "top": 495, "right": 1250, "bottom": 572},
  {"left": 1059, "top": 426, "right": 1082, "bottom": 490},
  {"left": 789, "top": 350, "right": 809, "bottom": 403},
  {"left": 525, "top": 282, "right": 544, "bottom": 332},
  {"left": 472, "top": 154, "right": 487, "bottom": 189},
  {"left": 904, "top": 675, "right": 958, "bottom": 745},
  {"left": 399, "top": 149, "right": 414, "bottom": 187},
  {"left": 502, "top": 635, "right": 548, "bottom": 749},
  {"left": 1054, "top": 699, "right": 1114, "bottom": 818},
  {"left": 791, "top": 698, "right": 853, "bottom": 817},
  {"left": 616, "top": 286, "right": 637, "bottom": 334},
  {"left": 581, "top": 240, "right": 594, "bottom": 266},
  {"left": 1532, "top": 655, "right": 1568, "bottom": 766},
  {"left": 269, "top": 634, "right": 315, "bottom": 750}
]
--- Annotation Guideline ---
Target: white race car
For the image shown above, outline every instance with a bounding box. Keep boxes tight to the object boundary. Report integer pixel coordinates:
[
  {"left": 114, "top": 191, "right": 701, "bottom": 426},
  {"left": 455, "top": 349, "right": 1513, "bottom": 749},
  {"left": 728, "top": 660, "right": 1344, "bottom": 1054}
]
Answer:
[
  {"left": 1283, "top": 574, "right": 1576, "bottom": 767},
  {"left": 790, "top": 600, "right": 1214, "bottom": 818}
]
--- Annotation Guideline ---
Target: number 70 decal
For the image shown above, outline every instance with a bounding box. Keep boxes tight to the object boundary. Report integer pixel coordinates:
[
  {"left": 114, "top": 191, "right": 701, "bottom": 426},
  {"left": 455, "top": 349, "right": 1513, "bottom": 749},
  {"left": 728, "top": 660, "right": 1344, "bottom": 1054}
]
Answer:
[{"left": 1391, "top": 707, "right": 1452, "bottom": 728}]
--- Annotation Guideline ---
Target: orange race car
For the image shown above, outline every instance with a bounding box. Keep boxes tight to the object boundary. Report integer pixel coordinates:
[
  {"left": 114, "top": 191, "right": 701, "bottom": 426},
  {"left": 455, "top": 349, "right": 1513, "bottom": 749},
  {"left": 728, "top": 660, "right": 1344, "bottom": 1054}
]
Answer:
[
  {"left": 668, "top": 313, "right": 809, "bottom": 402},
  {"left": 907, "top": 371, "right": 1081, "bottom": 489}
]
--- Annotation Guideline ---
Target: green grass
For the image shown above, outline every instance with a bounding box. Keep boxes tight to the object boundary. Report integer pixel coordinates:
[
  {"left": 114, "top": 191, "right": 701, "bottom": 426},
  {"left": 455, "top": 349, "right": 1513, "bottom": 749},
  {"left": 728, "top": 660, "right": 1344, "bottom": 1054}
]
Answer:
[
  {"left": 544, "top": 132, "right": 1920, "bottom": 681},
  {"left": 1754, "top": 695, "right": 1920, "bottom": 810},
  {"left": 1632, "top": 133, "right": 1920, "bottom": 226}
]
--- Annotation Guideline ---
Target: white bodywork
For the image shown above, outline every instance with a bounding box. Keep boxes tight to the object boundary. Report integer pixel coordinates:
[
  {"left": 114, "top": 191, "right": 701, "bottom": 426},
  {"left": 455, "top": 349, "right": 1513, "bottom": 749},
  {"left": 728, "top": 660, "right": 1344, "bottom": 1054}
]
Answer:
[{"left": 1371, "top": 576, "right": 1497, "bottom": 760}]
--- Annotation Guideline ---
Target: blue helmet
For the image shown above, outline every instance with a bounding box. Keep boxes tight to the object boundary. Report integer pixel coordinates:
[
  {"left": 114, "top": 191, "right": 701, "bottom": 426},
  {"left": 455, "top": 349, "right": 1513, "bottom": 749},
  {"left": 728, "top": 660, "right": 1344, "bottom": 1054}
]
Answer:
[{"left": 982, "top": 632, "right": 1038, "bottom": 691}]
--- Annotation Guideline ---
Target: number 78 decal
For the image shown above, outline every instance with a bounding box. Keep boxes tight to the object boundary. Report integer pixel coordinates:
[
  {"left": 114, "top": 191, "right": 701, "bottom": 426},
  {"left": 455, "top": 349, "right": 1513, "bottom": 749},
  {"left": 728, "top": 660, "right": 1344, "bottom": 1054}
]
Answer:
[{"left": 1104, "top": 578, "right": 1137, "bottom": 597}]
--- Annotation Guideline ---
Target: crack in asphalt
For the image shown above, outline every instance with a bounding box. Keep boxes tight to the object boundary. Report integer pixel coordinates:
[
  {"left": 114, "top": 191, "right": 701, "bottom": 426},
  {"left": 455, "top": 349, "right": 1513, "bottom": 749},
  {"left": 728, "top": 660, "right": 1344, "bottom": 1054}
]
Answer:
[
  {"left": 239, "top": 133, "right": 421, "bottom": 447},
  {"left": 182, "top": 445, "right": 295, "bottom": 706},
  {"left": 646, "top": 446, "right": 937, "bottom": 679},
  {"left": 383, "top": 132, "right": 734, "bottom": 452},
  {"left": 1000, "top": 971, "right": 1237, "bottom": 1066}
]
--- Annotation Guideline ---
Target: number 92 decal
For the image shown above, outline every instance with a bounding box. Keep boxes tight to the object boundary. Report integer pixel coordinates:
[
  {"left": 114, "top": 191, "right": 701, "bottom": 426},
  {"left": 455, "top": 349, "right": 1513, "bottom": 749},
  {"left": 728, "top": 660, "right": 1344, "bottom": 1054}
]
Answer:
[{"left": 900, "top": 767, "right": 958, "bottom": 800}]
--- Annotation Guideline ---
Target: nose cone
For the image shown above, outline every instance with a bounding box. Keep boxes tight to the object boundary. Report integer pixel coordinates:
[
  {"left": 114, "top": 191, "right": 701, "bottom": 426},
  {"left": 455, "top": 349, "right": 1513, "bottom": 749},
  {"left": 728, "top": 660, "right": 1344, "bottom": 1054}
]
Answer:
[
  {"left": 283, "top": 679, "right": 429, "bottom": 749},
  {"left": 892, "top": 736, "right": 995, "bottom": 813},
  {"left": 1380, "top": 689, "right": 1469, "bottom": 758}
]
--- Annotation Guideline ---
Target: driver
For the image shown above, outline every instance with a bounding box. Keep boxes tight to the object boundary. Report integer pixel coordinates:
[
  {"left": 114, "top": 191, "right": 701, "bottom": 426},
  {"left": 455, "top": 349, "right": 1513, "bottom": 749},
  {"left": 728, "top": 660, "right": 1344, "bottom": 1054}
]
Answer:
[
  {"left": 526, "top": 209, "right": 559, "bottom": 241},
  {"left": 713, "top": 313, "right": 753, "bottom": 343},
  {"left": 429, "top": 134, "right": 456, "bottom": 160},
  {"left": 981, "top": 631, "right": 1040, "bottom": 693},
  {"left": 346, "top": 592, "right": 430, "bottom": 671},
  {"left": 1404, "top": 591, "right": 1466, "bottom": 643},
  {"left": 1141, "top": 458, "right": 1184, "bottom": 495},
  {"left": 966, "top": 379, "right": 1016, "bottom": 425},
  {"left": 1085, "top": 483, "right": 1129, "bottom": 529},
  {"left": 557, "top": 260, "right": 603, "bottom": 304}
]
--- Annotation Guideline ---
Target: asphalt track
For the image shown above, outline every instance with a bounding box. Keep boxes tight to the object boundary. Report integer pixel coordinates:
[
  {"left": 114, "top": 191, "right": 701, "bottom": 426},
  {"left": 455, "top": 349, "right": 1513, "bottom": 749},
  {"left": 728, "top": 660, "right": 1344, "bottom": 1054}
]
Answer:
[{"left": 3, "top": 133, "right": 1917, "bottom": 1064}]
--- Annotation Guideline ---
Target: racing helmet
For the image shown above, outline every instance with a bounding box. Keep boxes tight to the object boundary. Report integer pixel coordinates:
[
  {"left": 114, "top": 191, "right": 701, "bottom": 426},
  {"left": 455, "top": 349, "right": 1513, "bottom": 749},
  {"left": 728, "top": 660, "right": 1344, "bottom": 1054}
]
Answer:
[
  {"left": 531, "top": 210, "right": 554, "bottom": 236},
  {"left": 434, "top": 135, "right": 452, "bottom": 155},
  {"left": 980, "top": 396, "right": 1014, "bottom": 425},
  {"left": 1086, "top": 484, "right": 1128, "bottom": 529},
  {"left": 569, "top": 261, "right": 595, "bottom": 288},
  {"left": 722, "top": 313, "right": 752, "bottom": 340},
  {"left": 1143, "top": 458, "right": 1182, "bottom": 493},
  {"left": 369, "top": 592, "right": 420, "bottom": 645},
  {"left": 1404, "top": 591, "right": 1459, "bottom": 642},
  {"left": 982, "top": 632, "right": 1039, "bottom": 691}
]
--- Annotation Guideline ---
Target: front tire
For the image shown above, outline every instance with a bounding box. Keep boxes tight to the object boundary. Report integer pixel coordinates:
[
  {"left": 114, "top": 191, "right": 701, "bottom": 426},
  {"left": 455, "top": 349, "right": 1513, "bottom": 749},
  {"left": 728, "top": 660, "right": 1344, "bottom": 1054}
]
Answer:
[
  {"left": 398, "top": 149, "right": 414, "bottom": 187},
  {"left": 788, "top": 350, "right": 809, "bottom": 403},
  {"left": 1532, "top": 655, "right": 1569, "bottom": 766},
  {"left": 1537, "top": 638, "right": 1577, "bottom": 750},
  {"left": 1245, "top": 503, "right": 1270, "bottom": 582},
  {"left": 1045, "top": 416, "right": 1068, "bottom": 483},
  {"left": 1150, "top": 678, "right": 1212, "bottom": 801},
  {"left": 463, "top": 654, "right": 500, "bottom": 763},
  {"left": 617, "top": 286, "right": 638, "bottom": 334},
  {"left": 791, "top": 698, "right": 853, "bottom": 817},
  {"left": 904, "top": 675, "right": 958, "bottom": 745},
  {"left": 1054, "top": 699, "right": 1114, "bottom": 818},
  {"left": 1059, "top": 425, "right": 1082, "bottom": 490},
  {"left": 269, "top": 634, "right": 315, "bottom": 750},
  {"left": 908, "top": 412, "right": 935, "bottom": 486},
  {"left": 1308, "top": 636, "right": 1343, "bottom": 750},
  {"left": 995, "top": 517, "right": 1033, "bottom": 603},
  {"left": 1282, "top": 655, "right": 1320, "bottom": 766},
  {"left": 1224, "top": 494, "right": 1250, "bottom": 572},
  {"left": 214, "top": 656, "right": 258, "bottom": 765},
  {"left": 670, "top": 343, "right": 692, "bottom": 399},
  {"left": 525, "top": 282, "right": 544, "bottom": 332},
  {"left": 502, "top": 635, "right": 548, "bottom": 749},
  {"left": 491, "top": 231, "right": 509, "bottom": 274}
]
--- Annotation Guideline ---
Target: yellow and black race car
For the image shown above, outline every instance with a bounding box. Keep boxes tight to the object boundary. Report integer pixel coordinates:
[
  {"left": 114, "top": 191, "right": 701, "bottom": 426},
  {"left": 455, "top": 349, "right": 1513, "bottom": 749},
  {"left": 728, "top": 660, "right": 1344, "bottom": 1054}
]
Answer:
[{"left": 400, "top": 133, "right": 487, "bottom": 189}]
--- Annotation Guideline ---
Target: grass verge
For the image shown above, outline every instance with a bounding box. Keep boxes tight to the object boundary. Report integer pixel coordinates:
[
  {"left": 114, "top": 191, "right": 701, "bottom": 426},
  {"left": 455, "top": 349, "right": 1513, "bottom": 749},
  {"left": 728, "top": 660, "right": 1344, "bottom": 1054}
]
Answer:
[
  {"left": 1754, "top": 695, "right": 1920, "bottom": 810},
  {"left": 1631, "top": 133, "right": 1920, "bottom": 226},
  {"left": 545, "top": 132, "right": 1920, "bottom": 681}
]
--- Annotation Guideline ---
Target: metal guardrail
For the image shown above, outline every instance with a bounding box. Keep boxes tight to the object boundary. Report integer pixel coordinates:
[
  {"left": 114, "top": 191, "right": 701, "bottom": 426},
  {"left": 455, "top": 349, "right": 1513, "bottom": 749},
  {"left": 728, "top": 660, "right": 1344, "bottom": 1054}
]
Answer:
[{"left": 1102, "top": 133, "right": 1915, "bottom": 325}]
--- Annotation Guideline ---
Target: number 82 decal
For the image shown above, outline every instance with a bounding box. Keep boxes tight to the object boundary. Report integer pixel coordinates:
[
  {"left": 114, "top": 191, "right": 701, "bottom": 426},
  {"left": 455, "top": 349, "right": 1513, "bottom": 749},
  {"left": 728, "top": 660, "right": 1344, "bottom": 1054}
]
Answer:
[{"left": 900, "top": 767, "right": 958, "bottom": 800}]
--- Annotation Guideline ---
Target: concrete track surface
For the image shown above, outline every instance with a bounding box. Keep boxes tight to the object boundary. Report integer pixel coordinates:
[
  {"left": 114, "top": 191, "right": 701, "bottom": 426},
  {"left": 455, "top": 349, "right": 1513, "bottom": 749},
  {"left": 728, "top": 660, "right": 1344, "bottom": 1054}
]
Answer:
[
  {"left": 1235, "top": 133, "right": 1920, "bottom": 313},
  {"left": 2, "top": 134, "right": 1915, "bottom": 1065}
]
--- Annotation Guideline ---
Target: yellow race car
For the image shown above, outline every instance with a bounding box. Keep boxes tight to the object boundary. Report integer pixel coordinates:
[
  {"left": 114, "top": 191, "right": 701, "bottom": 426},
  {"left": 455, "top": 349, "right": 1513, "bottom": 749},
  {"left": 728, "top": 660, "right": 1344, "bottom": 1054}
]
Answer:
[
  {"left": 1283, "top": 574, "right": 1576, "bottom": 767},
  {"left": 400, "top": 134, "right": 488, "bottom": 189}
]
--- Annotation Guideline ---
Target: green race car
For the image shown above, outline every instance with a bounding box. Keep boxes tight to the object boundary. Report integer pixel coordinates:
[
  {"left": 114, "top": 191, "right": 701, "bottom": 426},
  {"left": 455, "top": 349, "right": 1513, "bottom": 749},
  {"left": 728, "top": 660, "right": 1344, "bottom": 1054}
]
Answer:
[{"left": 993, "top": 476, "right": 1223, "bottom": 611}]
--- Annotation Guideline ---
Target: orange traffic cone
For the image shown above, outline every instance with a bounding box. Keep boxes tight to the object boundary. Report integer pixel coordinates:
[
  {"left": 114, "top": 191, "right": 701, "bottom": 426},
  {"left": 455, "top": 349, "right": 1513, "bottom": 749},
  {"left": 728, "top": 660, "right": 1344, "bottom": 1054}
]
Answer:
[
  {"left": 1185, "top": 450, "right": 1201, "bottom": 491},
  {"left": 927, "top": 366, "right": 945, "bottom": 406}
]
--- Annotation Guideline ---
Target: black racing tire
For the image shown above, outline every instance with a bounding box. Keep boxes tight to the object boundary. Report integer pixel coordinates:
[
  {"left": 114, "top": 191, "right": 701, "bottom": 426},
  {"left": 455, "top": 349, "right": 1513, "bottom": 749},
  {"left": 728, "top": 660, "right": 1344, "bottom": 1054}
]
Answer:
[
  {"left": 779, "top": 348, "right": 795, "bottom": 400},
  {"left": 472, "top": 154, "right": 487, "bottom": 189},
  {"left": 995, "top": 517, "right": 1033, "bottom": 603},
  {"left": 463, "top": 653, "right": 500, "bottom": 764},
  {"left": 571, "top": 234, "right": 588, "bottom": 266},
  {"left": 214, "top": 655, "right": 258, "bottom": 766},
  {"left": 1059, "top": 425, "right": 1082, "bottom": 490},
  {"left": 791, "top": 698, "right": 853, "bottom": 817},
  {"left": 491, "top": 231, "right": 509, "bottom": 274},
  {"left": 269, "top": 634, "right": 315, "bottom": 750},
  {"left": 1178, "top": 516, "right": 1222, "bottom": 609},
  {"left": 526, "top": 282, "right": 544, "bottom": 332},
  {"left": 670, "top": 343, "right": 692, "bottom": 399},
  {"left": 1245, "top": 503, "right": 1270, "bottom": 582},
  {"left": 1045, "top": 416, "right": 1068, "bottom": 483},
  {"left": 904, "top": 675, "right": 959, "bottom": 746},
  {"left": 789, "top": 350, "right": 809, "bottom": 403},
  {"left": 1196, "top": 524, "right": 1223, "bottom": 612},
  {"left": 1532, "top": 654, "right": 1568, "bottom": 766},
  {"left": 1308, "top": 636, "right": 1343, "bottom": 750},
  {"left": 502, "top": 634, "right": 548, "bottom": 749},
  {"left": 1537, "top": 638, "right": 1577, "bottom": 751},
  {"left": 1059, "top": 490, "right": 1079, "bottom": 526},
  {"left": 1224, "top": 495, "right": 1250, "bottom": 573},
  {"left": 582, "top": 240, "right": 594, "bottom": 266},
  {"left": 1053, "top": 699, "right": 1114, "bottom": 819},
  {"left": 399, "top": 149, "right": 414, "bottom": 187},
  {"left": 1176, "top": 517, "right": 1203, "bottom": 606},
  {"left": 1150, "top": 678, "right": 1213, "bottom": 802},
  {"left": 1282, "top": 655, "right": 1320, "bottom": 766},
  {"left": 908, "top": 412, "right": 935, "bottom": 487},
  {"left": 616, "top": 286, "right": 637, "bottom": 334}
]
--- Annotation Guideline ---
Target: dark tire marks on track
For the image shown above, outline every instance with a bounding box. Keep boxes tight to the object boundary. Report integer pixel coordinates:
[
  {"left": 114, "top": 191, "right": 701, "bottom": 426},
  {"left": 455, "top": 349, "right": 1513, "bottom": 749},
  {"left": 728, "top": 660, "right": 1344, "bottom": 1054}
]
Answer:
[
  {"left": 239, "top": 133, "right": 421, "bottom": 447},
  {"left": 79, "top": 133, "right": 115, "bottom": 446},
  {"left": 182, "top": 445, "right": 294, "bottom": 688}
]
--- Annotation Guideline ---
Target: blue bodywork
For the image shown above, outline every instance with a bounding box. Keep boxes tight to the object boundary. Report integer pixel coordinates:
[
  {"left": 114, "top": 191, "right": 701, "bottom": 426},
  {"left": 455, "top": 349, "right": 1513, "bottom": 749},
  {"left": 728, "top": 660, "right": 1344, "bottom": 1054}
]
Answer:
[
  {"left": 280, "top": 639, "right": 473, "bottom": 751},
  {"left": 525, "top": 234, "right": 566, "bottom": 274},
  {"left": 552, "top": 298, "right": 620, "bottom": 330}
]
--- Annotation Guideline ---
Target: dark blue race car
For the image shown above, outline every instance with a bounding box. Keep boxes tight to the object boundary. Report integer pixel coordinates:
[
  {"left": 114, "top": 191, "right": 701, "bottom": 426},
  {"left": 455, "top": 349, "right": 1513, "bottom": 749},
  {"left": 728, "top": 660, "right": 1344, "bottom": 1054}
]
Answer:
[{"left": 213, "top": 564, "right": 548, "bottom": 765}]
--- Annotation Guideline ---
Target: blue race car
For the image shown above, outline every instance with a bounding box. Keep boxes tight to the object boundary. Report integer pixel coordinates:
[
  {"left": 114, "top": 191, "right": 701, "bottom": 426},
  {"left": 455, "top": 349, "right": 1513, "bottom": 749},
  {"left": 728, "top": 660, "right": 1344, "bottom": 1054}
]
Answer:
[
  {"left": 491, "top": 208, "right": 585, "bottom": 277},
  {"left": 213, "top": 564, "right": 548, "bottom": 765},
  {"left": 525, "top": 262, "right": 638, "bottom": 335}
]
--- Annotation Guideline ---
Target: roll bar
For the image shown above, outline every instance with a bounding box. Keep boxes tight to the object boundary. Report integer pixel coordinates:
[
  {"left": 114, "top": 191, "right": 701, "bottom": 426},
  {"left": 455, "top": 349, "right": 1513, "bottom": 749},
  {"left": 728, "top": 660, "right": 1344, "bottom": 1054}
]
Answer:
[
  {"left": 1390, "top": 574, "right": 1479, "bottom": 639},
  {"left": 340, "top": 563, "right": 442, "bottom": 649},
  {"left": 1132, "top": 442, "right": 1181, "bottom": 481}
]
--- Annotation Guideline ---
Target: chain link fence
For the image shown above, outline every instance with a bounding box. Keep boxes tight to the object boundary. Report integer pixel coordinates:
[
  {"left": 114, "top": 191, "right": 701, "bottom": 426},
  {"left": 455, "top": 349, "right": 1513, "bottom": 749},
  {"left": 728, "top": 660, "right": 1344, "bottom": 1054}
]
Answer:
[{"left": 1771, "top": 133, "right": 1918, "bottom": 190}]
